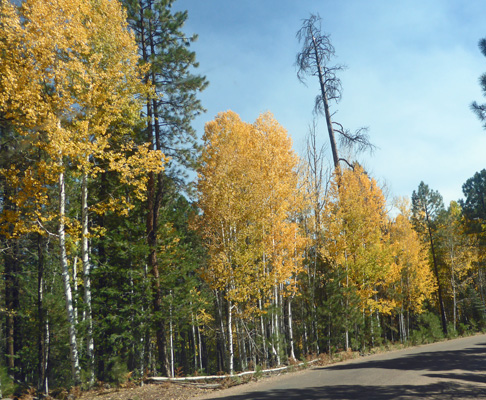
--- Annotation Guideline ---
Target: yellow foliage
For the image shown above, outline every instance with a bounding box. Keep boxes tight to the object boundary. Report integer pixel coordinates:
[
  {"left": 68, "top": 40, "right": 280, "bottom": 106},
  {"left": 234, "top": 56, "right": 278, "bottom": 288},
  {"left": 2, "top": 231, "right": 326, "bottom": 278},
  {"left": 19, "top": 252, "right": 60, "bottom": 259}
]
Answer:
[
  {"left": 0, "top": 0, "right": 165, "bottom": 235},
  {"left": 389, "top": 211, "right": 436, "bottom": 313},
  {"left": 196, "top": 111, "right": 306, "bottom": 310},
  {"left": 322, "top": 166, "right": 394, "bottom": 314}
]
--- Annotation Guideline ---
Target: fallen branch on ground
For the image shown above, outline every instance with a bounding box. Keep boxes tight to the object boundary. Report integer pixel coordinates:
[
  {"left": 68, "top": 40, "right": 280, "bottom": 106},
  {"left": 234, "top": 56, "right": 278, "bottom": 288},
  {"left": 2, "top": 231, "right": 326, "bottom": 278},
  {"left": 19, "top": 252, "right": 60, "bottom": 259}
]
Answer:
[{"left": 146, "top": 359, "right": 319, "bottom": 384}]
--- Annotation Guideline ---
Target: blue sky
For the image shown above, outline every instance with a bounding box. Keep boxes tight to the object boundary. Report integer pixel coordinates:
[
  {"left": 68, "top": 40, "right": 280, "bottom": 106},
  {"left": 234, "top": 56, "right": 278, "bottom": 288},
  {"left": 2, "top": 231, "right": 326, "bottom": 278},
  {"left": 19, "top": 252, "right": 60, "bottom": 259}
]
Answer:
[{"left": 173, "top": 0, "right": 486, "bottom": 206}]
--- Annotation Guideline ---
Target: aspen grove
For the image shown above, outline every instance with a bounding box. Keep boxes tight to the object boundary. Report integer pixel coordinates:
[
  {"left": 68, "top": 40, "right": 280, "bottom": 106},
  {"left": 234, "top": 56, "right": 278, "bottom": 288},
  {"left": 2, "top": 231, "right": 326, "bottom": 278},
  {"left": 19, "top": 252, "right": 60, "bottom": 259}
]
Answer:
[{"left": 1, "top": 0, "right": 486, "bottom": 396}]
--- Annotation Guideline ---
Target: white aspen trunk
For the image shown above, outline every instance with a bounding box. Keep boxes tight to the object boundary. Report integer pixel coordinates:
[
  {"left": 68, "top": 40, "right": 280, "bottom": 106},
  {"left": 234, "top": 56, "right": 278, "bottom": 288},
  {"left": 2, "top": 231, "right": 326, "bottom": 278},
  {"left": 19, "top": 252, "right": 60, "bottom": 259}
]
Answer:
[
  {"left": 59, "top": 170, "right": 81, "bottom": 385},
  {"left": 191, "top": 309, "right": 198, "bottom": 371},
  {"left": 217, "top": 293, "right": 226, "bottom": 372},
  {"left": 406, "top": 309, "right": 410, "bottom": 340},
  {"left": 259, "top": 298, "right": 266, "bottom": 365},
  {"left": 44, "top": 316, "right": 50, "bottom": 394},
  {"left": 370, "top": 309, "right": 374, "bottom": 348},
  {"left": 240, "top": 320, "right": 247, "bottom": 370},
  {"left": 399, "top": 310, "right": 403, "bottom": 343},
  {"left": 82, "top": 172, "right": 95, "bottom": 386},
  {"left": 345, "top": 259, "right": 349, "bottom": 351},
  {"left": 228, "top": 300, "right": 234, "bottom": 375},
  {"left": 451, "top": 262, "right": 457, "bottom": 331},
  {"left": 73, "top": 255, "right": 79, "bottom": 326},
  {"left": 303, "top": 309, "right": 309, "bottom": 355},
  {"left": 400, "top": 311, "right": 407, "bottom": 343},
  {"left": 288, "top": 297, "right": 295, "bottom": 360},
  {"left": 270, "top": 308, "right": 277, "bottom": 364},
  {"left": 197, "top": 325, "right": 203, "bottom": 372},
  {"left": 273, "top": 285, "right": 281, "bottom": 366},
  {"left": 169, "top": 291, "right": 174, "bottom": 378}
]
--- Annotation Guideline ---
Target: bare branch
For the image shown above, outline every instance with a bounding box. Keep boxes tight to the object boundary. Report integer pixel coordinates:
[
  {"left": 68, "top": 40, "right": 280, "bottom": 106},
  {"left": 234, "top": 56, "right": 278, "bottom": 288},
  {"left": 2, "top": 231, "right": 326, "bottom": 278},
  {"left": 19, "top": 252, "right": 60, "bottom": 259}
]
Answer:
[
  {"left": 333, "top": 122, "right": 376, "bottom": 155},
  {"left": 338, "top": 157, "right": 355, "bottom": 170}
]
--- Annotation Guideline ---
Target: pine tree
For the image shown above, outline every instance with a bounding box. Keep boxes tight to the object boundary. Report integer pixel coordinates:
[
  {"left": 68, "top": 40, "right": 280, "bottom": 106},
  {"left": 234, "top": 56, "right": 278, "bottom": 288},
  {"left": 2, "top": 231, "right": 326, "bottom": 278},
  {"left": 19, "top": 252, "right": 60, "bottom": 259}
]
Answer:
[
  {"left": 122, "top": 0, "right": 208, "bottom": 375},
  {"left": 0, "top": 0, "right": 163, "bottom": 385},
  {"left": 411, "top": 182, "right": 448, "bottom": 335}
]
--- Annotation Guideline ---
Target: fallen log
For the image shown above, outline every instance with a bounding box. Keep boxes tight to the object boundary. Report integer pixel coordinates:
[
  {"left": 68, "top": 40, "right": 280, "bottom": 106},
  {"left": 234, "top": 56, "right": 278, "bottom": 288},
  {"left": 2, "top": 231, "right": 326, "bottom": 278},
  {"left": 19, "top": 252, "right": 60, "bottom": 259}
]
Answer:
[{"left": 146, "top": 359, "right": 319, "bottom": 384}]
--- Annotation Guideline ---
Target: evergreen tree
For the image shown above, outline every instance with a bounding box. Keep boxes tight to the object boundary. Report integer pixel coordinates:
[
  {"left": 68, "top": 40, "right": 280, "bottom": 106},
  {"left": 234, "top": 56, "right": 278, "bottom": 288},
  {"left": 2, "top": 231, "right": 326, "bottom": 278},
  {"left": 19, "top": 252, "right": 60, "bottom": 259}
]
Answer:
[
  {"left": 122, "top": 0, "right": 208, "bottom": 376},
  {"left": 411, "top": 182, "right": 448, "bottom": 335},
  {"left": 471, "top": 38, "right": 486, "bottom": 128}
]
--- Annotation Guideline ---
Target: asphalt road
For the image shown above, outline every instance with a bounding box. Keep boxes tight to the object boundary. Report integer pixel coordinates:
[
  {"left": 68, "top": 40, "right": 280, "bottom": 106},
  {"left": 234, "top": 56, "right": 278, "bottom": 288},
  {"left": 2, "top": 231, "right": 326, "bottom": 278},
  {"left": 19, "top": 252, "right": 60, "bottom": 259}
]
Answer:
[{"left": 195, "top": 334, "right": 486, "bottom": 400}]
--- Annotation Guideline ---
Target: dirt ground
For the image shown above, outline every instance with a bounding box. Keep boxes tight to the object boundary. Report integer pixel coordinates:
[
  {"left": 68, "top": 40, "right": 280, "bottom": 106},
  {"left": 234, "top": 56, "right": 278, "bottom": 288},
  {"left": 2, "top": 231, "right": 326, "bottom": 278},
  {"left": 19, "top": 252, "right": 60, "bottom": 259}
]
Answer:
[
  {"left": 77, "top": 352, "right": 360, "bottom": 400},
  {"left": 78, "top": 381, "right": 214, "bottom": 400}
]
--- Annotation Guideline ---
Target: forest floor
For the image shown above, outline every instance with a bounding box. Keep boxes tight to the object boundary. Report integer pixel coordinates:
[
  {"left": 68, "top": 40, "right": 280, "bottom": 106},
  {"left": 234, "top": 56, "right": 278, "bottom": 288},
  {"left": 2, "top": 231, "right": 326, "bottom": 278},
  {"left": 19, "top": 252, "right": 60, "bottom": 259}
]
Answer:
[
  {"left": 76, "top": 351, "right": 363, "bottom": 400},
  {"left": 78, "top": 381, "right": 213, "bottom": 400}
]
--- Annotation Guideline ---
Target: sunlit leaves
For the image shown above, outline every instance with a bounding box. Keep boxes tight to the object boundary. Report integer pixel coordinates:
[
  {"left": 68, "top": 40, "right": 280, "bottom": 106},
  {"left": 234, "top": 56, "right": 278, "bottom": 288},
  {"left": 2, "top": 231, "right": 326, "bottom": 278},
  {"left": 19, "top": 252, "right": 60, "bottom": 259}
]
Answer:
[
  {"left": 0, "top": 0, "right": 165, "bottom": 230},
  {"left": 196, "top": 111, "right": 305, "bottom": 310},
  {"left": 322, "top": 166, "right": 393, "bottom": 314},
  {"left": 389, "top": 203, "right": 436, "bottom": 313}
]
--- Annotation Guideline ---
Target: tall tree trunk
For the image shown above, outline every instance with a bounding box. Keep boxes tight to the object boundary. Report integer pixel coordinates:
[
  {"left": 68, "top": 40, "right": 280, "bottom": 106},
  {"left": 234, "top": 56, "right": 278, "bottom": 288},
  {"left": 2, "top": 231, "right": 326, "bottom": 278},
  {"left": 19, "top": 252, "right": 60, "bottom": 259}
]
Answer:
[
  {"left": 169, "top": 293, "right": 175, "bottom": 378},
  {"left": 288, "top": 297, "right": 295, "bottom": 360},
  {"left": 450, "top": 259, "right": 457, "bottom": 331},
  {"left": 258, "top": 298, "right": 267, "bottom": 366},
  {"left": 59, "top": 169, "right": 81, "bottom": 385},
  {"left": 427, "top": 222, "right": 448, "bottom": 335},
  {"left": 37, "top": 233, "right": 48, "bottom": 395},
  {"left": 5, "top": 238, "right": 19, "bottom": 376},
  {"left": 215, "top": 292, "right": 226, "bottom": 372},
  {"left": 311, "top": 36, "right": 339, "bottom": 169},
  {"left": 191, "top": 309, "right": 198, "bottom": 372},
  {"left": 138, "top": 1, "right": 169, "bottom": 376},
  {"left": 197, "top": 326, "right": 203, "bottom": 372},
  {"left": 82, "top": 172, "right": 95, "bottom": 386},
  {"left": 227, "top": 299, "right": 234, "bottom": 375}
]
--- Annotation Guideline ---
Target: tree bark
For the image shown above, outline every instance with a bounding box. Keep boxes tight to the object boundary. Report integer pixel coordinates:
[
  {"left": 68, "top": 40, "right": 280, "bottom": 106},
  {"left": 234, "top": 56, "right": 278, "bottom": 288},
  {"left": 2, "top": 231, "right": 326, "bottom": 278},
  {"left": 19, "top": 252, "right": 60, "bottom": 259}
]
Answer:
[
  {"left": 82, "top": 172, "right": 95, "bottom": 386},
  {"left": 311, "top": 35, "right": 339, "bottom": 169},
  {"left": 227, "top": 299, "right": 234, "bottom": 375},
  {"left": 427, "top": 218, "right": 448, "bottom": 336},
  {"left": 59, "top": 169, "right": 81, "bottom": 385},
  {"left": 288, "top": 297, "right": 295, "bottom": 360},
  {"left": 37, "top": 233, "right": 48, "bottom": 394},
  {"left": 5, "top": 238, "right": 19, "bottom": 375}
]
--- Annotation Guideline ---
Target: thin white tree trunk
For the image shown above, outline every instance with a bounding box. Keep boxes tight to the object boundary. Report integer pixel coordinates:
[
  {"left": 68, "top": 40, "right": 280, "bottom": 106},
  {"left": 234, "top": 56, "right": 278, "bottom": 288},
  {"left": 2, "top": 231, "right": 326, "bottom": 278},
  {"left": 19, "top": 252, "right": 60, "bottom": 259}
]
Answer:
[
  {"left": 169, "top": 298, "right": 175, "bottom": 378},
  {"left": 197, "top": 325, "right": 203, "bottom": 372},
  {"left": 82, "top": 172, "right": 95, "bottom": 386},
  {"left": 273, "top": 285, "right": 281, "bottom": 365},
  {"left": 450, "top": 260, "right": 457, "bottom": 331},
  {"left": 191, "top": 309, "right": 198, "bottom": 371},
  {"left": 303, "top": 308, "right": 309, "bottom": 355},
  {"left": 73, "top": 255, "right": 79, "bottom": 326},
  {"left": 345, "top": 259, "right": 349, "bottom": 351},
  {"left": 59, "top": 169, "right": 81, "bottom": 384},
  {"left": 228, "top": 299, "right": 234, "bottom": 375},
  {"left": 44, "top": 316, "right": 50, "bottom": 394},
  {"left": 259, "top": 298, "right": 267, "bottom": 365},
  {"left": 288, "top": 297, "right": 295, "bottom": 360}
]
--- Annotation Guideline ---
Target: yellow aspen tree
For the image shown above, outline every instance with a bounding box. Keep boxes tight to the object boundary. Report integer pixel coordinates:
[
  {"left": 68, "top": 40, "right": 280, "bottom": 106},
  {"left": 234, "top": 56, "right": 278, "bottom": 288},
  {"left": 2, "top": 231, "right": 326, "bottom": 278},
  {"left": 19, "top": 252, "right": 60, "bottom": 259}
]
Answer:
[
  {"left": 439, "top": 201, "right": 476, "bottom": 331},
  {"left": 0, "top": 0, "right": 164, "bottom": 385},
  {"left": 196, "top": 111, "right": 305, "bottom": 371},
  {"left": 322, "top": 166, "right": 392, "bottom": 349},
  {"left": 389, "top": 199, "right": 436, "bottom": 340}
]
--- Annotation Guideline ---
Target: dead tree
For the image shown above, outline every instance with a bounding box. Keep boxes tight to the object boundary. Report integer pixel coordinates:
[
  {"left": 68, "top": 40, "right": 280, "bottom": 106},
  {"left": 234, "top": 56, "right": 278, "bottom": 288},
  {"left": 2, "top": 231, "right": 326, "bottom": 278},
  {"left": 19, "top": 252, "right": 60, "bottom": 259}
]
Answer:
[{"left": 296, "top": 14, "right": 374, "bottom": 169}]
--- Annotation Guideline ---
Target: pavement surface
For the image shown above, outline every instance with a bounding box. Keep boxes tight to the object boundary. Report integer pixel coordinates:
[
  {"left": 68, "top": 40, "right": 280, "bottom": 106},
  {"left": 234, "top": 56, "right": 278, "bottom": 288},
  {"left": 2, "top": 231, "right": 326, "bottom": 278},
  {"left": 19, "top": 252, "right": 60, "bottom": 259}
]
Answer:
[{"left": 194, "top": 334, "right": 486, "bottom": 399}]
